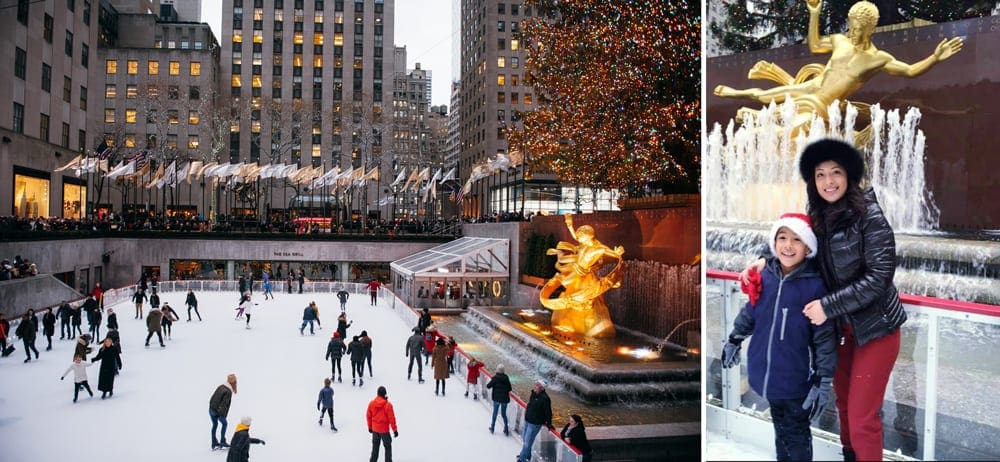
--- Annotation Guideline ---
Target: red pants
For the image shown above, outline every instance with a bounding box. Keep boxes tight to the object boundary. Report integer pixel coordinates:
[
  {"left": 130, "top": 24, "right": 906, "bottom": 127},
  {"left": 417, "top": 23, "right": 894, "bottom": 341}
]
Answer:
[{"left": 834, "top": 323, "right": 901, "bottom": 461}]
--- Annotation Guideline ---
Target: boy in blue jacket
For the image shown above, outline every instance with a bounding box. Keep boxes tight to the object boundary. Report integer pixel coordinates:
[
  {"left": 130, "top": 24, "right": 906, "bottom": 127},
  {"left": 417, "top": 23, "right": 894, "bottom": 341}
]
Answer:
[
  {"left": 317, "top": 377, "right": 338, "bottom": 431},
  {"left": 722, "top": 212, "right": 837, "bottom": 461}
]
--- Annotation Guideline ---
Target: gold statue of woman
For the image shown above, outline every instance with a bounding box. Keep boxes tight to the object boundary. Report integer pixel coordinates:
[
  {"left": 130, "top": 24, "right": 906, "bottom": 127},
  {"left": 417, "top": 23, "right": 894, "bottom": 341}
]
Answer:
[
  {"left": 714, "top": 0, "right": 964, "bottom": 132},
  {"left": 539, "top": 214, "right": 625, "bottom": 338}
]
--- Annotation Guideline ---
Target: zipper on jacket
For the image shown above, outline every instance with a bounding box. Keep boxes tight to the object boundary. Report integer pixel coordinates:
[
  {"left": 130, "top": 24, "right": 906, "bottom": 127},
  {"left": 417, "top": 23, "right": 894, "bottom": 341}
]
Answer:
[
  {"left": 762, "top": 276, "right": 785, "bottom": 401},
  {"left": 780, "top": 308, "right": 788, "bottom": 341}
]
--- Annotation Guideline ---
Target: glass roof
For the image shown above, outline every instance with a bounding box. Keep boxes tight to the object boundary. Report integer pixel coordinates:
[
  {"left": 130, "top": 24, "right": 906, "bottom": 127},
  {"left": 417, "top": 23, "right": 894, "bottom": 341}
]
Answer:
[{"left": 390, "top": 237, "right": 510, "bottom": 279}]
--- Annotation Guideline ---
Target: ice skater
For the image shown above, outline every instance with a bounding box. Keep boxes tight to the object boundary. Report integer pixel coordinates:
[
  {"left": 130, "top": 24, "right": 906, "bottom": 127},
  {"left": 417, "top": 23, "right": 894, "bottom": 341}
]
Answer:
[
  {"left": 60, "top": 354, "right": 95, "bottom": 402},
  {"left": 186, "top": 289, "right": 202, "bottom": 321},
  {"left": 317, "top": 377, "right": 338, "bottom": 431},
  {"left": 326, "top": 332, "right": 347, "bottom": 383}
]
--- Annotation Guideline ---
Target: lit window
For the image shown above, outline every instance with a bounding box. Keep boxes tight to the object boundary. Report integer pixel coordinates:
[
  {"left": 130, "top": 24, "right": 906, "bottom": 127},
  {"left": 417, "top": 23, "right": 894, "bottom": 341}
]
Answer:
[
  {"left": 497, "top": 57, "right": 506, "bottom": 68},
  {"left": 312, "top": 145, "right": 321, "bottom": 157},
  {"left": 126, "top": 84, "right": 137, "bottom": 99},
  {"left": 105, "top": 84, "right": 116, "bottom": 99},
  {"left": 293, "top": 32, "right": 304, "bottom": 44},
  {"left": 148, "top": 60, "right": 159, "bottom": 75},
  {"left": 189, "top": 111, "right": 200, "bottom": 125},
  {"left": 124, "top": 135, "right": 136, "bottom": 148},
  {"left": 169, "top": 61, "right": 180, "bottom": 75},
  {"left": 232, "top": 75, "right": 243, "bottom": 87},
  {"left": 233, "top": 31, "right": 243, "bottom": 42},
  {"left": 334, "top": 33, "right": 344, "bottom": 46},
  {"left": 251, "top": 120, "right": 261, "bottom": 133},
  {"left": 524, "top": 93, "right": 532, "bottom": 105},
  {"left": 253, "top": 30, "right": 263, "bottom": 43},
  {"left": 127, "top": 60, "right": 138, "bottom": 74},
  {"left": 313, "top": 56, "right": 323, "bottom": 67},
  {"left": 497, "top": 74, "right": 505, "bottom": 86},
  {"left": 252, "top": 75, "right": 263, "bottom": 88},
  {"left": 190, "top": 62, "right": 201, "bottom": 76},
  {"left": 188, "top": 135, "right": 200, "bottom": 149},
  {"left": 511, "top": 39, "right": 519, "bottom": 51},
  {"left": 125, "top": 109, "right": 137, "bottom": 123},
  {"left": 314, "top": 34, "right": 324, "bottom": 45},
  {"left": 106, "top": 60, "right": 117, "bottom": 74},
  {"left": 104, "top": 108, "right": 115, "bottom": 123},
  {"left": 315, "top": 11, "right": 323, "bottom": 22},
  {"left": 168, "top": 110, "right": 179, "bottom": 124}
]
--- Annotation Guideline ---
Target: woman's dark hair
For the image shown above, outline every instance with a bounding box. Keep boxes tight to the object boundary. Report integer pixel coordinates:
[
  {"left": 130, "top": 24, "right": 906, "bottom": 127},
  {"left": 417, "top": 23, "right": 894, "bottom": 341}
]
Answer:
[{"left": 805, "top": 171, "right": 866, "bottom": 233}]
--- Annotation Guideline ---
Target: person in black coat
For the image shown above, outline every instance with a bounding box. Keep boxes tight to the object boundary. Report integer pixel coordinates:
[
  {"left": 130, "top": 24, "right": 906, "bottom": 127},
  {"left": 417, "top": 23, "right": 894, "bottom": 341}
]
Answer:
[
  {"left": 486, "top": 364, "right": 513, "bottom": 435},
  {"left": 417, "top": 308, "right": 432, "bottom": 334},
  {"left": 560, "top": 415, "right": 593, "bottom": 462},
  {"left": 297, "top": 272, "right": 305, "bottom": 293},
  {"left": 186, "top": 290, "right": 202, "bottom": 321},
  {"left": 347, "top": 335, "right": 366, "bottom": 386},
  {"left": 325, "top": 332, "right": 347, "bottom": 383},
  {"left": 41, "top": 308, "right": 56, "bottom": 351},
  {"left": 70, "top": 304, "right": 83, "bottom": 336},
  {"left": 57, "top": 301, "right": 73, "bottom": 340},
  {"left": 85, "top": 298, "right": 102, "bottom": 344},
  {"left": 106, "top": 308, "right": 119, "bottom": 331},
  {"left": 227, "top": 416, "right": 265, "bottom": 462},
  {"left": 15, "top": 310, "right": 40, "bottom": 362},
  {"left": 518, "top": 380, "right": 554, "bottom": 462},
  {"left": 92, "top": 337, "right": 121, "bottom": 398}
]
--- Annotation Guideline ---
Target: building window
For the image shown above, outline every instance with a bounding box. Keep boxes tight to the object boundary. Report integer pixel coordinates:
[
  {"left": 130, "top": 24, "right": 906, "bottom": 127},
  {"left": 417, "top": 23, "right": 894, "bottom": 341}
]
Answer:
[
  {"left": 13, "top": 103, "right": 25, "bottom": 134},
  {"left": 189, "top": 86, "right": 200, "bottom": 100},
  {"left": 105, "top": 84, "right": 116, "bottom": 99},
  {"left": 524, "top": 93, "right": 532, "bottom": 105},
  {"left": 169, "top": 61, "right": 180, "bottom": 75},
  {"left": 106, "top": 60, "right": 117, "bottom": 74},
  {"left": 41, "top": 64, "right": 52, "bottom": 92},
  {"left": 44, "top": 14, "right": 53, "bottom": 42},
  {"left": 81, "top": 43, "right": 89, "bottom": 68},
  {"left": 168, "top": 110, "right": 179, "bottom": 125},
  {"left": 497, "top": 57, "right": 505, "bottom": 68},
  {"left": 168, "top": 85, "right": 180, "bottom": 100},
  {"left": 512, "top": 57, "right": 519, "bottom": 69},
  {"left": 14, "top": 47, "right": 27, "bottom": 80},
  {"left": 511, "top": 39, "right": 519, "bottom": 51},
  {"left": 124, "top": 134, "right": 136, "bottom": 148},
  {"left": 190, "top": 62, "right": 201, "bottom": 76},
  {"left": 67, "top": 0, "right": 75, "bottom": 12},
  {"left": 498, "top": 21, "right": 505, "bottom": 32},
  {"left": 83, "top": 0, "right": 91, "bottom": 24},
  {"left": 189, "top": 110, "right": 200, "bottom": 125},
  {"left": 188, "top": 135, "right": 200, "bottom": 149},
  {"left": 80, "top": 86, "right": 87, "bottom": 110},
  {"left": 79, "top": 129, "right": 87, "bottom": 152},
  {"left": 499, "top": 3, "right": 506, "bottom": 14},
  {"left": 17, "top": 0, "right": 29, "bottom": 25},
  {"left": 63, "top": 76, "right": 72, "bottom": 102},
  {"left": 65, "top": 31, "right": 74, "bottom": 56},
  {"left": 104, "top": 109, "right": 115, "bottom": 123},
  {"left": 497, "top": 92, "right": 505, "bottom": 103},
  {"left": 497, "top": 74, "right": 505, "bottom": 86},
  {"left": 127, "top": 60, "right": 138, "bottom": 74},
  {"left": 148, "top": 60, "right": 159, "bottom": 75},
  {"left": 40, "top": 114, "right": 50, "bottom": 141},
  {"left": 127, "top": 84, "right": 137, "bottom": 99},
  {"left": 125, "top": 109, "right": 137, "bottom": 124}
]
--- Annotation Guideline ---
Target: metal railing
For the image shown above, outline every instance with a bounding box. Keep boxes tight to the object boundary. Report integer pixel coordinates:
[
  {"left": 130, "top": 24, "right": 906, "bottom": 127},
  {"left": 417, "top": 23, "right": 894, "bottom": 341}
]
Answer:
[{"left": 706, "top": 269, "right": 1000, "bottom": 461}]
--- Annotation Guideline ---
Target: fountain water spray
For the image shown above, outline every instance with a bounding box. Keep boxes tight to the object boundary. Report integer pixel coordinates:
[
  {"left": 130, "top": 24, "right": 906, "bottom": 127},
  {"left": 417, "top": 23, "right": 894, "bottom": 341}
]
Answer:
[{"left": 705, "top": 99, "right": 940, "bottom": 233}]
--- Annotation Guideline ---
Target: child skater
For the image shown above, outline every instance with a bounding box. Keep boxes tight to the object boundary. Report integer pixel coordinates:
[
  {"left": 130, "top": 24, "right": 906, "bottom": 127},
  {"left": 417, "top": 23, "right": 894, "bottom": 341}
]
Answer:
[
  {"left": 465, "top": 356, "right": 484, "bottom": 400},
  {"left": 238, "top": 294, "right": 255, "bottom": 329},
  {"left": 60, "top": 354, "right": 96, "bottom": 402},
  {"left": 721, "top": 213, "right": 837, "bottom": 461},
  {"left": 317, "top": 377, "right": 339, "bottom": 431}
]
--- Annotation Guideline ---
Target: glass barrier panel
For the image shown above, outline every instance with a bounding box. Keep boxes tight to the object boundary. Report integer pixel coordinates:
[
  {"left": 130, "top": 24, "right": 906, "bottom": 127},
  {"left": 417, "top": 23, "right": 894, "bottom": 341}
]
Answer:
[{"left": 706, "top": 281, "right": 725, "bottom": 406}]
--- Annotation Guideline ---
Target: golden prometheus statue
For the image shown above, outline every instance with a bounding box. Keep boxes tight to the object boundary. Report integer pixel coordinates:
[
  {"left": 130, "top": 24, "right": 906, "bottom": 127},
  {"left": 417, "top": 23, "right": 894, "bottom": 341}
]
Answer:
[
  {"left": 714, "top": 0, "right": 963, "bottom": 140},
  {"left": 539, "top": 214, "right": 625, "bottom": 338}
]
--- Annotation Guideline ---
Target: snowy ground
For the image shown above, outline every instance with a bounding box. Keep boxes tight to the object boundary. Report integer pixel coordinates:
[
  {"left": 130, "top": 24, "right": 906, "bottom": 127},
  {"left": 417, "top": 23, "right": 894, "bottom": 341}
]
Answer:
[
  {"left": 0, "top": 291, "right": 524, "bottom": 462},
  {"left": 704, "top": 429, "right": 773, "bottom": 461}
]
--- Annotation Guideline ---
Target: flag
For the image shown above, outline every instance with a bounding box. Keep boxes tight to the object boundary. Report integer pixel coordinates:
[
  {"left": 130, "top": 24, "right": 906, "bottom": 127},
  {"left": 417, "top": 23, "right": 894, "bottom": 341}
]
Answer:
[
  {"left": 411, "top": 167, "right": 430, "bottom": 192},
  {"left": 54, "top": 155, "right": 83, "bottom": 172},
  {"left": 175, "top": 162, "right": 191, "bottom": 186},
  {"left": 133, "top": 150, "right": 150, "bottom": 171},
  {"left": 186, "top": 160, "right": 204, "bottom": 184},
  {"left": 95, "top": 140, "right": 112, "bottom": 160},
  {"left": 106, "top": 160, "right": 135, "bottom": 179},
  {"left": 430, "top": 168, "right": 442, "bottom": 184},
  {"left": 440, "top": 167, "right": 457, "bottom": 182},
  {"left": 390, "top": 168, "right": 407, "bottom": 187}
]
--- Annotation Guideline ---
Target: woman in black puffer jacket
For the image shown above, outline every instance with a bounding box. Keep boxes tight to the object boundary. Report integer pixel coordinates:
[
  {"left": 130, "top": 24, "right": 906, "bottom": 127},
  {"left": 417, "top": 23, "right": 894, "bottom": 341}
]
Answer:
[{"left": 799, "top": 139, "right": 905, "bottom": 462}]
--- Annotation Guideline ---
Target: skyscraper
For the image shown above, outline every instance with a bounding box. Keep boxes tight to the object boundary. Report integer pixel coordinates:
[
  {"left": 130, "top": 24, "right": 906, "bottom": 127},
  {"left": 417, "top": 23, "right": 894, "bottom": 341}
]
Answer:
[{"left": 221, "top": 0, "right": 395, "bottom": 220}]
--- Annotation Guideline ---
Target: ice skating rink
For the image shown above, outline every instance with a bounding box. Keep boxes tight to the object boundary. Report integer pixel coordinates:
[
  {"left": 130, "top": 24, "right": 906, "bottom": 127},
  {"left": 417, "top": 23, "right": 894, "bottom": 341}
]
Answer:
[{"left": 0, "top": 290, "right": 523, "bottom": 462}]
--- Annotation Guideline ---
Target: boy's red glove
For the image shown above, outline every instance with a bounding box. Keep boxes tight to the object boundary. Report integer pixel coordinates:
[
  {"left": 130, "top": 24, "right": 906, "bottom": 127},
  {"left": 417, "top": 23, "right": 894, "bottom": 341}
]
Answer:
[{"left": 740, "top": 268, "right": 762, "bottom": 306}]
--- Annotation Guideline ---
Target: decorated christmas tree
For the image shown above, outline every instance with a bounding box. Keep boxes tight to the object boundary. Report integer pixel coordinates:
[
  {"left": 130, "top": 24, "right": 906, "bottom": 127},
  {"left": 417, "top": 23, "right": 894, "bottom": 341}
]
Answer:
[{"left": 510, "top": 0, "right": 701, "bottom": 193}]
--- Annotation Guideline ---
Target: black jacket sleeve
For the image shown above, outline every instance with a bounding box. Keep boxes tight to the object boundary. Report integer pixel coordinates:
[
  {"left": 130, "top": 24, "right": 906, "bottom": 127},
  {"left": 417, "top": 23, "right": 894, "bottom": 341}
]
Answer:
[{"left": 822, "top": 200, "right": 897, "bottom": 318}]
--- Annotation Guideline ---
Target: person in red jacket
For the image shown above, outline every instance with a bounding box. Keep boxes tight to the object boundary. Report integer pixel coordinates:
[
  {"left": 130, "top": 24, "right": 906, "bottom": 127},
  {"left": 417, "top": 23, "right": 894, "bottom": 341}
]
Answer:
[
  {"left": 366, "top": 279, "right": 381, "bottom": 306},
  {"left": 465, "top": 357, "right": 484, "bottom": 400},
  {"left": 92, "top": 283, "right": 104, "bottom": 311},
  {"left": 366, "top": 386, "right": 398, "bottom": 462}
]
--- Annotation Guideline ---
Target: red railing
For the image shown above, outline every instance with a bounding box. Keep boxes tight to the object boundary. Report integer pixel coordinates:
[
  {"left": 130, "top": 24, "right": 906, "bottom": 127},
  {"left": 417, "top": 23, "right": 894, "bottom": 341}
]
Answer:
[{"left": 707, "top": 268, "right": 1000, "bottom": 317}]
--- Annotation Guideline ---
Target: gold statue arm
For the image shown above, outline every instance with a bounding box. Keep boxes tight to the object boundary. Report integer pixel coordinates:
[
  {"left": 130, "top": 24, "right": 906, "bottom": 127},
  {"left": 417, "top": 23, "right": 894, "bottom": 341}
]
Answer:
[
  {"left": 882, "top": 37, "right": 964, "bottom": 78},
  {"left": 806, "top": 0, "right": 833, "bottom": 54},
  {"left": 564, "top": 213, "right": 577, "bottom": 241}
]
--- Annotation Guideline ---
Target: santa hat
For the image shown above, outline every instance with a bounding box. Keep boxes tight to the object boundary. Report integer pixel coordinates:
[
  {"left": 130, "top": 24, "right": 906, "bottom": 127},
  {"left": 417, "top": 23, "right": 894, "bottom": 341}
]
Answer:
[
  {"left": 332, "top": 331, "right": 340, "bottom": 338},
  {"left": 769, "top": 213, "right": 818, "bottom": 259}
]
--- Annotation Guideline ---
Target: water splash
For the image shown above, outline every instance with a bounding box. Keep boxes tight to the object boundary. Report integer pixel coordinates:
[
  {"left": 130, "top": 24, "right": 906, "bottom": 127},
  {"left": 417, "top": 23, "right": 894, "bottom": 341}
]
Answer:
[{"left": 705, "top": 99, "right": 940, "bottom": 232}]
